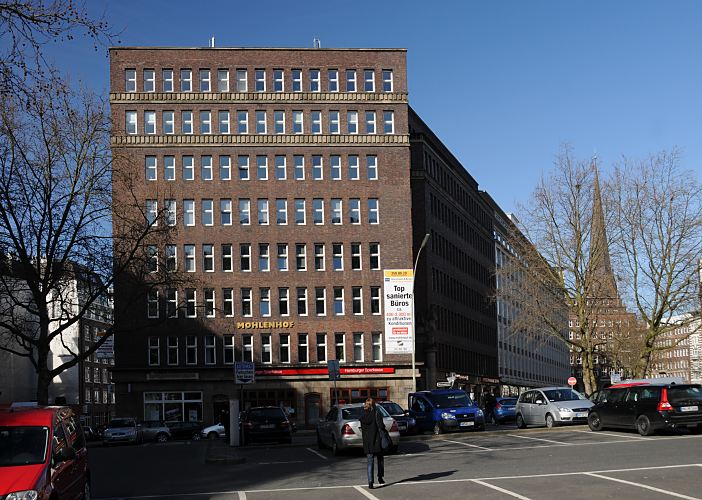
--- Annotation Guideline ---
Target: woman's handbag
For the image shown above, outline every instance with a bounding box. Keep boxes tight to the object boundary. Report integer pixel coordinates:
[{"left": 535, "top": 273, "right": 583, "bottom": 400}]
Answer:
[{"left": 380, "top": 426, "right": 392, "bottom": 452}]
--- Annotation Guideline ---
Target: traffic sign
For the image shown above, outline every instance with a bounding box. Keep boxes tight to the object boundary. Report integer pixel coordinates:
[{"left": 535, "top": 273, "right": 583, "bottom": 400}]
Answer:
[
  {"left": 567, "top": 377, "right": 577, "bottom": 387},
  {"left": 328, "top": 360, "right": 340, "bottom": 380},
  {"left": 234, "top": 362, "right": 255, "bottom": 384}
]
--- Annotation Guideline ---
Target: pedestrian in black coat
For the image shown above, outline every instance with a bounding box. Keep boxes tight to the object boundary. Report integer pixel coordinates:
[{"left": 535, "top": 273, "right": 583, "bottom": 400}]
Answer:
[{"left": 360, "top": 398, "right": 386, "bottom": 489}]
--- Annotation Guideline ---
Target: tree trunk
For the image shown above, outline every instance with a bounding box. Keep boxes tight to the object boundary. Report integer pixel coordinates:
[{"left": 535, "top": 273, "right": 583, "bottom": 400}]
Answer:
[
  {"left": 36, "top": 344, "right": 51, "bottom": 406},
  {"left": 634, "top": 338, "right": 655, "bottom": 379},
  {"left": 581, "top": 348, "right": 598, "bottom": 395}
]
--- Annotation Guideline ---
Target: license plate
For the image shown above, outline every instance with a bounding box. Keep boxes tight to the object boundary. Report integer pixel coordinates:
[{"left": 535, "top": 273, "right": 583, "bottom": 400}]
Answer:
[
  {"left": 576, "top": 412, "right": 587, "bottom": 418},
  {"left": 680, "top": 406, "right": 699, "bottom": 412},
  {"left": 260, "top": 424, "right": 274, "bottom": 429},
  {"left": 459, "top": 421, "right": 474, "bottom": 427}
]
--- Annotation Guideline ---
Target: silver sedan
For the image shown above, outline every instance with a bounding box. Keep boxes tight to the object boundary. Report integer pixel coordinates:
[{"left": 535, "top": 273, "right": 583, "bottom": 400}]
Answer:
[{"left": 316, "top": 403, "right": 400, "bottom": 456}]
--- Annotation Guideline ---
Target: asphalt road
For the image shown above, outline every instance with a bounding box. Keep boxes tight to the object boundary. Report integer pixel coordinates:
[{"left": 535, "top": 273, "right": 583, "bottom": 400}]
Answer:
[{"left": 90, "top": 426, "right": 702, "bottom": 500}]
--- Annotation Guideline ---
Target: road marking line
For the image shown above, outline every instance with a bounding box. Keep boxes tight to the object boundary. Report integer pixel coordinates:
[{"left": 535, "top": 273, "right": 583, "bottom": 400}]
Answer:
[
  {"left": 306, "top": 447, "right": 328, "bottom": 459},
  {"left": 507, "top": 434, "right": 569, "bottom": 445},
  {"left": 237, "top": 492, "right": 246, "bottom": 500},
  {"left": 353, "top": 485, "right": 381, "bottom": 500},
  {"left": 585, "top": 473, "right": 699, "bottom": 499},
  {"left": 258, "top": 460, "right": 304, "bottom": 464},
  {"left": 440, "top": 439, "right": 492, "bottom": 451},
  {"left": 572, "top": 429, "right": 647, "bottom": 440},
  {"left": 472, "top": 479, "right": 532, "bottom": 500}
]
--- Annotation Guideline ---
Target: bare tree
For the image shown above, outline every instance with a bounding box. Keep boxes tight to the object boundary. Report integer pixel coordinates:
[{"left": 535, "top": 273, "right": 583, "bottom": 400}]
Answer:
[{"left": 608, "top": 151, "right": 702, "bottom": 377}]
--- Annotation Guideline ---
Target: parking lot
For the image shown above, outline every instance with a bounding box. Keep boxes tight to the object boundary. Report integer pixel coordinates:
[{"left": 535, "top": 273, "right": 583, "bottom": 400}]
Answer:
[{"left": 91, "top": 426, "right": 702, "bottom": 499}]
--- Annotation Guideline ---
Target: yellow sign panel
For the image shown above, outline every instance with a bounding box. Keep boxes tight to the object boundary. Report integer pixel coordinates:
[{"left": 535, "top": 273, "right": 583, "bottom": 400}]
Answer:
[{"left": 383, "top": 269, "right": 413, "bottom": 279}]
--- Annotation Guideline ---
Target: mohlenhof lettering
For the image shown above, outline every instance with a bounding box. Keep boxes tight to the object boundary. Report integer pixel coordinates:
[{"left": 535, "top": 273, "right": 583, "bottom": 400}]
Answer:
[{"left": 236, "top": 321, "right": 296, "bottom": 329}]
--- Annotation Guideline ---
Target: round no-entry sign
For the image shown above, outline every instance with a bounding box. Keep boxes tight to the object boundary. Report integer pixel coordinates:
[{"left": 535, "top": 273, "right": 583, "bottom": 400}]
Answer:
[{"left": 568, "top": 377, "right": 577, "bottom": 386}]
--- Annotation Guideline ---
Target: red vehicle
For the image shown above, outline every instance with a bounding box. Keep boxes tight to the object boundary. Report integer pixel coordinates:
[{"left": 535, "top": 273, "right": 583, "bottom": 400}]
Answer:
[{"left": 0, "top": 405, "right": 90, "bottom": 500}]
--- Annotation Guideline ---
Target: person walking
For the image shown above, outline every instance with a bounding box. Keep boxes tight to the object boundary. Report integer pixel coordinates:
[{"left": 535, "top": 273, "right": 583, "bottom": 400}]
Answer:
[{"left": 360, "top": 398, "right": 386, "bottom": 489}]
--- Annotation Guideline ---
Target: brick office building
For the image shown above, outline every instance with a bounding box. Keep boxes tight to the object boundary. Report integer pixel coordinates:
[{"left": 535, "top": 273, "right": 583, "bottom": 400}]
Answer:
[{"left": 109, "top": 47, "right": 416, "bottom": 426}]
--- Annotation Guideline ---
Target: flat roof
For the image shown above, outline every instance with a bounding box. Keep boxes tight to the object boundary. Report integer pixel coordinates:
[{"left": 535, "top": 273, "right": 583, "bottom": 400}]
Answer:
[{"left": 110, "top": 46, "right": 406, "bottom": 52}]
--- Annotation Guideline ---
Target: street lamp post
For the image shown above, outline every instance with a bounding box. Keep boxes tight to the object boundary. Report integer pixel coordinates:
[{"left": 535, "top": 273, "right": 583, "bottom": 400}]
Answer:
[{"left": 411, "top": 233, "right": 431, "bottom": 393}]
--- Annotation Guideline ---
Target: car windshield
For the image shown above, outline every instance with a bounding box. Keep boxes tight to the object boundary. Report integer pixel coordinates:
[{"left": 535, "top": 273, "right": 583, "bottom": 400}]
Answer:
[
  {"left": 543, "top": 389, "right": 585, "bottom": 402},
  {"left": 668, "top": 386, "right": 702, "bottom": 402},
  {"left": 0, "top": 426, "right": 49, "bottom": 467},
  {"left": 108, "top": 419, "right": 135, "bottom": 428},
  {"left": 341, "top": 405, "right": 390, "bottom": 420},
  {"left": 247, "top": 408, "right": 285, "bottom": 421},
  {"left": 427, "top": 392, "right": 472, "bottom": 409},
  {"left": 498, "top": 398, "right": 517, "bottom": 406},
  {"left": 380, "top": 402, "right": 404, "bottom": 415}
]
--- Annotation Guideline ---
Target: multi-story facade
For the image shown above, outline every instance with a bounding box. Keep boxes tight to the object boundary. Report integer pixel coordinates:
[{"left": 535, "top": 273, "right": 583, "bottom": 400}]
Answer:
[
  {"left": 109, "top": 47, "right": 415, "bottom": 427},
  {"left": 649, "top": 314, "right": 702, "bottom": 383}
]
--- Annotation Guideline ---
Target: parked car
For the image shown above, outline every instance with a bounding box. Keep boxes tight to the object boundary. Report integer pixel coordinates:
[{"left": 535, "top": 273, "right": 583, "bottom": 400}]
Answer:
[
  {"left": 103, "top": 417, "right": 141, "bottom": 446},
  {"left": 516, "top": 387, "right": 593, "bottom": 429},
  {"left": 200, "top": 422, "right": 226, "bottom": 439},
  {"left": 241, "top": 406, "right": 293, "bottom": 445},
  {"left": 0, "top": 405, "right": 90, "bottom": 500},
  {"left": 408, "top": 389, "right": 485, "bottom": 434},
  {"left": 317, "top": 403, "right": 400, "bottom": 456},
  {"left": 377, "top": 400, "right": 417, "bottom": 435},
  {"left": 140, "top": 420, "right": 171, "bottom": 442},
  {"left": 490, "top": 396, "right": 518, "bottom": 424},
  {"left": 167, "top": 421, "right": 203, "bottom": 440},
  {"left": 588, "top": 383, "right": 702, "bottom": 436}
]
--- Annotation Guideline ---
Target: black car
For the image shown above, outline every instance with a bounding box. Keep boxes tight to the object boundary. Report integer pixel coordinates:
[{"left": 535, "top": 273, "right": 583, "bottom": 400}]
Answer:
[
  {"left": 166, "top": 421, "right": 203, "bottom": 440},
  {"left": 588, "top": 383, "right": 702, "bottom": 436},
  {"left": 241, "top": 406, "right": 293, "bottom": 445},
  {"left": 378, "top": 400, "right": 416, "bottom": 435}
]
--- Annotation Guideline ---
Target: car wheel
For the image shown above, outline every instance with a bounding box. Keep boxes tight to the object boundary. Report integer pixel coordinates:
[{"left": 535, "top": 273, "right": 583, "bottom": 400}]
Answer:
[
  {"left": 636, "top": 415, "right": 654, "bottom": 436},
  {"left": 433, "top": 422, "right": 442, "bottom": 435},
  {"left": 207, "top": 432, "right": 218, "bottom": 440},
  {"left": 84, "top": 480, "right": 91, "bottom": 500},
  {"left": 331, "top": 436, "right": 340, "bottom": 456},
  {"left": 156, "top": 433, "right": 169, "bottom": 443},
  {"left": 588, "top": 412, "right": 603, "bottom": 432},
  {"left": 545, "top": 414, "right": 557, "bottom": 429},
  {"left": 516, "top": 414, "right": 526, "bottom": 429},
  {"left": 317, "top": 430, "right": 326, "bottom": 449}
]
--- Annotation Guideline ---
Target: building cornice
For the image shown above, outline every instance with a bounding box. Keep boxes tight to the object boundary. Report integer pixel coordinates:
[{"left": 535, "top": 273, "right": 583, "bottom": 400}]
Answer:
[
  {"left": 111, "top": 134, "right": 410, "bottom": 147},
  {"left": 109, "top": 92, "right": 408, "bottom": 105}
]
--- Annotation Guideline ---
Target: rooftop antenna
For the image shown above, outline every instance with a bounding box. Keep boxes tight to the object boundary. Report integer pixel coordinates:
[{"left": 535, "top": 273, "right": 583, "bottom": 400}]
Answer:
[
  {"left": 209, "top": 36, "right": 216, "bottom": 48},
  {"left": 313, "top": 37, "right": 321, "bottom": 49}
]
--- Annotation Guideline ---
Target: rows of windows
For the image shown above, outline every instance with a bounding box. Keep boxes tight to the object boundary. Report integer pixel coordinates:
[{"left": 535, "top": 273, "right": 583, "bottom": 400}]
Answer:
[
  {"left": 435, "top": 304, "right": 497, "bottom": 347},
  {"left": 146, "top": 242, "right": 381, "bottom": 274},
  {"left": 145, "top": 198, "right": 381, "bottom": 227},
  {"left": 125, "top": 68, "right": 394, "bottom": 94},
  {"left": 126, "top": 109, "right": 395, "bottom": 135},
  {"left": 436, "top": 342, "right": 497, "bottom": 376},
  {"left": 146, "top": 285, "right": 383, "bottom": 319},
  {"left": 432, "top": 269, "right": 495, "bottom": 318},
  {"left": 430, "top": 193, "right": 493, "bottom": 259},
  {"left": 431, "top": 230, "right": 491, "bottom": 286},
  {"left": 144, "top": 154, "right": 378, "bottom": 182},
  {"left": 147, "top": 331, "right": 384, "bottom": 366}
]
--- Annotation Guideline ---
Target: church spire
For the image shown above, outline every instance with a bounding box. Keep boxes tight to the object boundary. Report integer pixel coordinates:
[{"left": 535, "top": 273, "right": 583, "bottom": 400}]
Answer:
[{"left": 589, "top": 159, "right": 619, "bottom": 299}]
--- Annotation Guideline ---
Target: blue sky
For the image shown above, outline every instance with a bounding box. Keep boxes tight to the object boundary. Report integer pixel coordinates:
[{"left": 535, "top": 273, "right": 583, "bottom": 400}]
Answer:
[{"left": 46, "top": 0, "right": 702, "bottom": 213}]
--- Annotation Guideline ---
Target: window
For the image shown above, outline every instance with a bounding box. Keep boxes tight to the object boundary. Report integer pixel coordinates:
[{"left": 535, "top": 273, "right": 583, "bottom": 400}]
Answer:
[
  {"left": 217, "top": 69, "right": 229, "bottom": 92},
  {"left": 125, "top": 69, "right": 136, "bottom": 92},
  {"left": 328, "top": 69, "right": 339, "bottom": 92},
  {"left": 329, "top": 111, "right": 340, "bottom": 134},
  {"left": 279, "top": 287, "right": 289, "bottom": 316},
  {"left": 236, "top": 69, "right": 247, "bottom": 92},
  {"left": 317, "top": 333, "right": 327, "bottom": 362},
  {"left": 315, "top": 287, "right": 326, "bottom": 316},
  {"left": 258, "top": 243, "right": 270, "bottom": 272},
  {"left": 205, "top": 291, "right": 217, "bottom": 318},
  {"left": 352, "top": 287, "right": 363, "bottom": 314},
  {"left": 201, "top": 199, "right": 214, "bottom": 226},
  {"left": 372, "top": 332, "right": 382, "bottom": 361},
  {"left": 240, "top": 244, "right": 251, "bottom": 271},
  {"left": 298, "top": 333, "right": 308, "bottom": 363},
  {"left": 219, "top": 156, "right": 231, "bottom": 180},
  {"left": 256, "top": 156, "right": 268, "bottom": 180},
  {"left": 274, "top": 156, "right": 286, "bottom": 180},
  {"left": 165, "top": 244, "right": 177, "bottom": 271},
  {"left": 184, "top": 244, "right": 196, "bottom": 272},
  {"left": 330, "top": 155, "right": 341, "bottom": 180},
  {"left": 220, "top": 199, "right": 232, "bottom": 225},
  {"left": 182, "top": 155, "right": 194, "bottom": 180},
  {"left": 239, "top": 199, "right": 251, "bottom": 225},
  {"left": 163, "top": 111, "right": 174, "bottom": 134},
  {"left": 201, "top": 156, "right": 213, "bottom": 180},
  {"left": 293, "top": 155, "right": 305, "bottom": 180},
  {"left": 255, "top": 69, "right": 266, "bottom": 91},
  {"left": 180, "top": 69, "right": 192, "bottom": 92},
  {"left": 364, "top": 70, "right": 375, "bottom": 92},
  {"left": 294, "top": 199, "right": 306, "bottom": 225},
  {"left": 199, "top": 111, "right": 211, "bottom": 134},
  {"left": 369, "top": 243, "right": 380, "bottom": 269},
  {"left": 223, "top": 335, "right": 234, "bottom": 364},
  {"left": 238, "top": 155, "right": 250, "bottom": 180},
  {"left": 147, "top": 289, "right": 158, "bottom": 318},
  {"left": 126, "top": 111, "right": 137, "bottom": 134},
  {"left": 365, "top": 111, "right": 376, "bottom": 134},
  {"left": 382, "top": 70, "right": 393, "bottom": 92},
  {"left": 353, "top": 333, "right": 363, "bottom": 361},
  {"left": 223, "top": 288, "right": 234, "bottom": 317},
  {"left": 332, "top": 243, "right": 343, "bottom": 271},
  {"left": 383, "top": 111, "right": 395, "bottom": 134},
  {"left": 335, "top": 333, "right": 346, "bottom": 361},
  {"left": 331, "top": 199, "right": 342, "bottom": 224},
  {"left": 257, "top": 199, "right": 269, "bottom": 225},
  {"left": 311, "top": 111, "right": 322, "bottom": 134},
  {"left": 261, "top": 334, "right": 271, "bottom": 363},
  {"left": 199, "top": 69, "right": 211, "bottom": 92},
  {"left": 351, "top": 243, "right": 362, "bottom": 270},
  {"left": 186, "top": 336, "right": 197, "bottom": 365},
  {"left": 366, "top": 155, "right": 378, "bottom": 180},
  {"left": 333, "top": 287, "right": 344, "bottom": 315},
  {"left": 218, "top": 111, "right": 230, "bottom": 134},
  {"left": 292, "top": 69, "right": 302, "bottom": 92},
  {"left": 310, "top": 69, "right": 320, "bottom": 91},
  {"left": 297, "top": 287, "right": 308, "bottom": 315},
  {"left": 148, "top": 337, "right": 160, "bottom": 366},
  {"left": 164, "top": 156, "right": 176, "bottom": 181},
  {"left": 370, "top": 287, "right": 382, "bottom": 315},
  {"left": 203, "top": 244, "right": 214, "bottom": 272},
  {"left": 145, "top": 200, "right": 158, "bottom": 226},
  {"left": 314, "top": 243, "right": 325, "bottom": 271},
  {"left": 185, "top": 288, "right": 196, "bottom": 317},
  {"left": 280, "top": 334, "right": 290, "bottom": 363},
  {"left": 260, "top": 288, "right": 271, "bottom": 317},
  {"left": 241, "top": 288, "right": 252, "bottom": 316},
  {"left": 368, "top": 199, "right": 379, "bottom": 224},
  {"left": 162, "top": 69, "right": 173, "bottom": 92},
  {"left": 295, "top": 243, "right": 307, "bottom": 271},
  {"left": 348, "top": 155, "right": 360, "bottom": 179},
  {"left": 255, "top": 110, "right": 266, "bottom": 134},
  {"left": 274, "top": 111, "right": 285, "bottom": 134},
  {"left": 166, "top": 288, "right": 177, "bottom": 317},
  {"left": 221, "top": 243, "right": 233, "bottom": 272},
  {"left": 237, "top": 111, "right": 248, "bottom": 134},
  {"left": 181, "top": 110, "right": 193, "bottom": 134},
  {"left": 183, "top": 200, "right": 195, "bottom": 226},
  {"left": 292, "top": 111, "right": 303, "bottom": 134},
  {"left": 144, "top": 111, "right": 156, "bottom": 134},
  {"left": 146, "top": 245, "right": 158, "bottom": 272},
  {"left": 312, "top": 198, "right": 324, "bottom": 225},
  {"left": 273, "top": 69, "right": 284, "bottom": 92},
  {"left": 242, "top": 334, "right": 253, "bottom": 362},
  {"left": 346, "top": 70, "right": 357, "bottom": 92},
  {"left": 349, "top": 199, "right": 361, "bottom": 224},
  {"left": 277, "top": 243, "right": 288, "bottom": 271},
  {"left": 347, "top": 111, "right": 358, "bottom": 134},
  {"left": 145, "top": 156, "right": 157, "bottom": 180},
  {"left": 276, "top": 199, "right": 287, "bottom": 224}
]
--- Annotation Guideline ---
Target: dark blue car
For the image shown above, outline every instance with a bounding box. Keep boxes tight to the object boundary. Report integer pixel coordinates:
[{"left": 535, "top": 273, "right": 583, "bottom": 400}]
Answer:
[
  {"left": 409, "top": 390, "right": 485, "bottom": 435},
  {"left": 489, "top": 396, "right": 517, "bottom": 424}
]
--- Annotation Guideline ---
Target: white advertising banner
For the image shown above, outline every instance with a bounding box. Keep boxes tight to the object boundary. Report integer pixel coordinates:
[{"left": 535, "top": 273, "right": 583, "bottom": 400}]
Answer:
[{"left": 383, "top": 269, "right": 414, "bottom": 354}]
